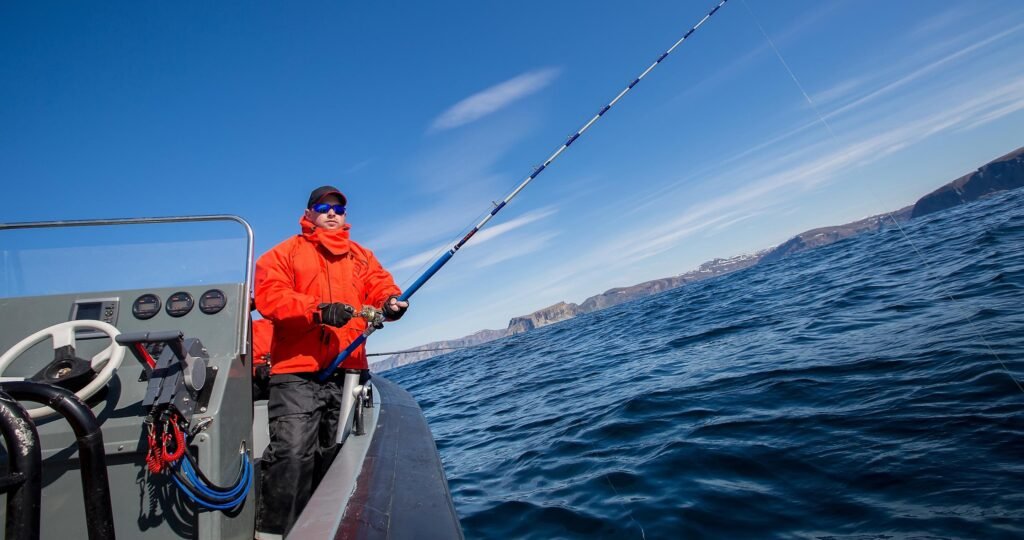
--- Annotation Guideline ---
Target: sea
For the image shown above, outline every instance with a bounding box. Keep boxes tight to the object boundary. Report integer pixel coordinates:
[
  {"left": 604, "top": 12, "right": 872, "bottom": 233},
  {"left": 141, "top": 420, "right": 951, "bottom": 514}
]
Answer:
[{"left": 386, "top": 188, "right": 1024, "bottom": 539}]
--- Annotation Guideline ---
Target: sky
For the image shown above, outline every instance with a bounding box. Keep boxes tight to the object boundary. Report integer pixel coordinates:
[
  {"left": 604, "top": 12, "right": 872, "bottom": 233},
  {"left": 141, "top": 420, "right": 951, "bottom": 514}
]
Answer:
[{"left": 2, "top": 0, "right": 1024, "bottom": 354}]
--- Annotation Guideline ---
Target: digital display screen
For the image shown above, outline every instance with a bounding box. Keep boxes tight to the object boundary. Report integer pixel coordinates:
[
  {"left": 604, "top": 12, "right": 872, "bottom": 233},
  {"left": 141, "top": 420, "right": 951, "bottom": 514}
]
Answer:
[
  {"left": 75, "top": 302, "right": 102, "bottom": 321},
  {"left": 170, "top": 300, "right": 191, "bottom": 310},
  {"left": 136, "top": 299, "right": 158, "bottom": 310}
]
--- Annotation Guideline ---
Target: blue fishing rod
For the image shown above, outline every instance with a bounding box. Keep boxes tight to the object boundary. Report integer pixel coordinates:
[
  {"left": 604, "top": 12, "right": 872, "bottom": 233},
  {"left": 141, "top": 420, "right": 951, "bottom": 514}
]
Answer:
[{"left": 320, "top": 0, "right": 730, "bottom": 381}]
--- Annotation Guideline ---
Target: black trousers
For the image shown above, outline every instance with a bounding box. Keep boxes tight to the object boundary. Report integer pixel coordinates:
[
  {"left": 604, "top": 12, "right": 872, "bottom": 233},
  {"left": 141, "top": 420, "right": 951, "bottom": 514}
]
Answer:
[{"left": 256, "top": 372, "right": 346, "bottom": 535}]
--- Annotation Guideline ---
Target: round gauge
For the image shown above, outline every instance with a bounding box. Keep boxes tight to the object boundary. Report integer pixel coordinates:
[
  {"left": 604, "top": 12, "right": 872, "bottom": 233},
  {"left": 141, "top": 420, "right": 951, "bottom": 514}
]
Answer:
[
  {"left": 166, "top": 292, "right": 194, "bottom": 318},
  {"left": 199, "top": 289, "right": 227, "bottom": 315},
  {"left": 132, "top": 294, "right": 162, "bottom": 320}
]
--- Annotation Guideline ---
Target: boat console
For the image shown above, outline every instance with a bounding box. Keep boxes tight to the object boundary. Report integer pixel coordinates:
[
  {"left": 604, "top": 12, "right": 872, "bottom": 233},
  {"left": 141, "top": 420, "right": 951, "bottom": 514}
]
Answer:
[{"left": 0, "top": 217, "right": 256, "bottom": 540}]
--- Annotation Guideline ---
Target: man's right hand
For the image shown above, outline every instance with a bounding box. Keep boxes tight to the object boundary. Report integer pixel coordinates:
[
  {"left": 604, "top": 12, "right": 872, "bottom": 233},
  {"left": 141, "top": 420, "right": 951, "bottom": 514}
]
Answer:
[{"left": 318, "top": 302, "right": 355, "bottom": 327}]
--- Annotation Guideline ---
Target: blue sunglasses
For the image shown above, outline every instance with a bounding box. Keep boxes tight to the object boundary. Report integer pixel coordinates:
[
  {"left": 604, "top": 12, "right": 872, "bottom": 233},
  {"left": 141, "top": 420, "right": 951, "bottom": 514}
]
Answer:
[{"left": 311, "top": 203, "right": 346, "bottom": 214}]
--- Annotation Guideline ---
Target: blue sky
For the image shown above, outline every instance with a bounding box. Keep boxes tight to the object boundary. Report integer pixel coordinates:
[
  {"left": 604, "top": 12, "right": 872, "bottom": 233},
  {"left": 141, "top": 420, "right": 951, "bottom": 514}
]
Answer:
[{"left": 3, "top": 0, "right": 1023, "bottom": 353}]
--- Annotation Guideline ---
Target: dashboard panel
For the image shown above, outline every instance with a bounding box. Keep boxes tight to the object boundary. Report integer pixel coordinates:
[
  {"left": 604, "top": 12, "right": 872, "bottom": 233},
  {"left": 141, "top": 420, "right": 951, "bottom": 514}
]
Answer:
[{"left": 0, "top": 283, "right": 245, "bottom": 380}]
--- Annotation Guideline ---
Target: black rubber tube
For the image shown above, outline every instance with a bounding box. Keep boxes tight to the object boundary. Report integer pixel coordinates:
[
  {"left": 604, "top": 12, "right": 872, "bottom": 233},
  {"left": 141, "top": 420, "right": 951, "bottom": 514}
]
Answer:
[
  {"left": 0, "top": 382, "right": 115, "bottom": 540},
  {"left": 0, "top": 389, "right": 41, "bottom": 540}
]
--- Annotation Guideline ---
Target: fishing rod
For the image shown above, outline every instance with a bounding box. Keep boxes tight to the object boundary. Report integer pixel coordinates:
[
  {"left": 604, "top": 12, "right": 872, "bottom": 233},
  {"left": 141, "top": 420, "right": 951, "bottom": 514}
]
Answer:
[{"left": 320, "top": 0, "right": 731, "bottom": 381}]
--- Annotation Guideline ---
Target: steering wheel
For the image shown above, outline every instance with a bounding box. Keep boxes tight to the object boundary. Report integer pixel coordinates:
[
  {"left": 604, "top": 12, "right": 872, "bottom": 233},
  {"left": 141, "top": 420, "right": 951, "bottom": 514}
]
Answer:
[{"left": 0, "top": 320, "right": 126, "bottom": 420}]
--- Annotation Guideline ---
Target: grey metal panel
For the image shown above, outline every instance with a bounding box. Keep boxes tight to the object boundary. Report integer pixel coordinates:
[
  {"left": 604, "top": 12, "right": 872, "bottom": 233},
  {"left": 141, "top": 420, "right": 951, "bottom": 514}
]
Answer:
[
  {"left": 0, "top": 284, "right": 255, "bottom": 539},
  {"left": 334, "top": 376, "right": 463, "bottom": 540}
]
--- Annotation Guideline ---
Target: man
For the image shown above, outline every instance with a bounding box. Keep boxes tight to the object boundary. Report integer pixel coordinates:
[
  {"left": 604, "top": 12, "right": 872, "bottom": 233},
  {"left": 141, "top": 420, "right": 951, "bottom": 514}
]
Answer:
[{"left": 253, "top": 185, "right": 408, "bottom": 536}]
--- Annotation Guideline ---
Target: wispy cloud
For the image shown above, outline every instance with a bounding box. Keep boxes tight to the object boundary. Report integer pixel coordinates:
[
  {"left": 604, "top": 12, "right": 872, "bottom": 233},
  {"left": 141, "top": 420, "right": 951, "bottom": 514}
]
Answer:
[
  {"left": 429, "top": 68, "right": 561, "bottom": 132},
  {"left": 364, "top": 186, "right": 499, "bottom": 253},
  {"left": 344, "top": 159, "right": 373, "bottom": 175},
  {"left": 390, "top": 206, "right": 558, "bottom": 271},
  {"left": 474, "top": 231, "right": 558, "bottom": 269},
  {"left": 808, "top": 10, "right": 1004, "bottom": 111},
  {"left": 955, "top": 92, "right": 1024, "bottom": 133},
  {"left": 905, "top": 6, "right": 972, "bottom": 41},
  {"left": 705, "top": 210, "right": 765, "bottom": 235},
  {"left": 367, "top": 113, "right": 539, "bottom": 253},
  {"left": 468, "top": 206, "right": 557, "bottom": 246},
  {"left": 824, "top": 20, "right": 1024, "bottom": 121},
  {"left": 811, "top": 76, "right": 870, "bottom": 107},
  {"left": 388, "top": 243, "right": 447, "bottom": 274},
  {"left": 676, "top": 18, "right": 1024, "bottom": 201},
  {"left": 716, "top": 77, "right": 1024, "bottom": 206}
]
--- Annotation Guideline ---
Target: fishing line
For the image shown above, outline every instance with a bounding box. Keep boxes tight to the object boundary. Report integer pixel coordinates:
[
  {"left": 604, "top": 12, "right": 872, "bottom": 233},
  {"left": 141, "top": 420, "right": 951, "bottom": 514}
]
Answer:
[
  {"left": 606, "top": 473, "right": 647, "bottom": 540},
  {"left": 323, "top": 0, "right": 732, "bottom": 380},
  {"left": 740, "top": 0, "right": 1024, "bottom": 394},
  {"left": 366, "top": 346, "right": 466, "bottom": 357},
  {"left": 739, "top": 0, "right": 837, "bottom": 141}
]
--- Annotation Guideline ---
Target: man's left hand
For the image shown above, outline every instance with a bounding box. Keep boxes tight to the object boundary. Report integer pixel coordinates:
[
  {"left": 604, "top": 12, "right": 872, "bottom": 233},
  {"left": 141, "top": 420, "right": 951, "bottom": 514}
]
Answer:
[{"left": 382, "top": 296, "right": 409, "bottom": 321}]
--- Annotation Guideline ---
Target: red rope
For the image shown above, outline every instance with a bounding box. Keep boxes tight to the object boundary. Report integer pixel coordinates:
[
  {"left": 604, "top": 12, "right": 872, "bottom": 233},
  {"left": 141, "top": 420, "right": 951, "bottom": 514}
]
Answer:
[
  {"left": 162, "top": 419, "right": 187, "bottom": 463},
  {"left": 146, "top": 428, "right": 163, "bottom": 473}
]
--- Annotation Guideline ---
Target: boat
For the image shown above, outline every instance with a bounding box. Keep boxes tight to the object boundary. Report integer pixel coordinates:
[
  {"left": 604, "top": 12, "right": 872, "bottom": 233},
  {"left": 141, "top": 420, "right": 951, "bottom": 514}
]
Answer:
[{"left": 0, "top": 216, "right": 463, "bottom": 539}]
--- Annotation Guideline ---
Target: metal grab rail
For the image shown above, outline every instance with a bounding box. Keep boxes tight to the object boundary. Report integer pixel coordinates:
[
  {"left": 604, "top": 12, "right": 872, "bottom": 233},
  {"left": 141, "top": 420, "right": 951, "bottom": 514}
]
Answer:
[
  {"left": 0, "top": 382, "right": 116, "bottom": 540},
  {"left": 0, "top": 389, "right": 42, "bottom": 540}
]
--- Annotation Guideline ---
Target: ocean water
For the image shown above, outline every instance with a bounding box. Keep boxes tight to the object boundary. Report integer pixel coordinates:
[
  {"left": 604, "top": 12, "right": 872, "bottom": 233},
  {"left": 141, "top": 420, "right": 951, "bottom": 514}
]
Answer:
[{"left": 387, "top": 189, "right": 1024, "bottom": 539}]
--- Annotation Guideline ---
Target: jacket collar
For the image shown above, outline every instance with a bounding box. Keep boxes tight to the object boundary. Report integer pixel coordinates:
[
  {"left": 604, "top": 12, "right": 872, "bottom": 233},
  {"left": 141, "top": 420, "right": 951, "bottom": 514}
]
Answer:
[{"left": 300, "top": 216, "right": 351, "bottom": 256}]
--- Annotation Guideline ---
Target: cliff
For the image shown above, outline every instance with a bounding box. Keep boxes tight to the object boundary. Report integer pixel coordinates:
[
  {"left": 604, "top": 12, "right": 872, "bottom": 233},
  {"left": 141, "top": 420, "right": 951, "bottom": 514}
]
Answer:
[
  {"left": 911, "top": 147, "right": 1024, "bottom": 218},
  {"left": 507, "top": 301, "right": 582, "bottom": 333},
  {"left": 759, "top": 206, "right": 913, "bottom": 265},
  {"left": 578, "top": 253, "right": 765, "bottom": 313}
]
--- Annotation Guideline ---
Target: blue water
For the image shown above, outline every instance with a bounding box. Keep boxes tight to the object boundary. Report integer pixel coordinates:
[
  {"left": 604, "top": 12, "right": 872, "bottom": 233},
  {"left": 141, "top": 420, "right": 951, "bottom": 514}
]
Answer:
[{"left": 388, "top": 189, "right": 1024, "bottom": 539}]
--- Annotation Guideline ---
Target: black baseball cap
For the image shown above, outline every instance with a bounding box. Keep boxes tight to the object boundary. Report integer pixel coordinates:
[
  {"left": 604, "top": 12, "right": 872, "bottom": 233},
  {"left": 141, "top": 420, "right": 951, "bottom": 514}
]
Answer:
[{"left": 307, "top": 185, "right": 347, "bottom": 208}]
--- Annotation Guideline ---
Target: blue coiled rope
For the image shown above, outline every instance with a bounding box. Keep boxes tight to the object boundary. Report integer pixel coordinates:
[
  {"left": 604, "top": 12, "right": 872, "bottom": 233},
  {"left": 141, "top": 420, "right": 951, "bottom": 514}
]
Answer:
[{"left": 168, "top": 451, "right": 253, "bottom": 511}]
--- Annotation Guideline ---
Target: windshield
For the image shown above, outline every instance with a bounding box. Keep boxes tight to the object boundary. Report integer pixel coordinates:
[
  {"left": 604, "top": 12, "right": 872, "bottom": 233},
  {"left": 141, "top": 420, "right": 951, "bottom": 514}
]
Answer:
[{"left": 0, "top": 217, "right": 252, "bottom": 299}]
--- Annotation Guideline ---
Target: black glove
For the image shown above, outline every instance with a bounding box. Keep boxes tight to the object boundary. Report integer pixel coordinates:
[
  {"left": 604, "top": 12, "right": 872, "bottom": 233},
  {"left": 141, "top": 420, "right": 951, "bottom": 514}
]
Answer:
[
  {"left": 253, "top": 362, "right": 271, "bottom": 401},
  {"left": 318, "top": 302, "right": 355, "bottom": 327},
  {"left": 382, "top": 295, "right": 408, "bottom": 321}
]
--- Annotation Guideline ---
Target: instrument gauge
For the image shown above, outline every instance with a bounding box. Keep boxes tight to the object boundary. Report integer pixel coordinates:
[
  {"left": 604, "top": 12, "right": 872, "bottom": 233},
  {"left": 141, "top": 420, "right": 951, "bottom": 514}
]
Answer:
[
  {"left": 132, "top": 294, "right": 161, "bottom": 320},
  {"left": 166, "top": 292, "right": 194, "bottom": 318},
  {"left": 199, "top": 289, "right": 227, "bottom": 315}
]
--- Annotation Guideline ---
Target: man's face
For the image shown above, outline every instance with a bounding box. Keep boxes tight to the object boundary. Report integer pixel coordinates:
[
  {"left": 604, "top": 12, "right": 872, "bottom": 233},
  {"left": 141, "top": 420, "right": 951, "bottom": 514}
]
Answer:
[{"left": 305, "top": 194, "right": 346, "bottom": 230}]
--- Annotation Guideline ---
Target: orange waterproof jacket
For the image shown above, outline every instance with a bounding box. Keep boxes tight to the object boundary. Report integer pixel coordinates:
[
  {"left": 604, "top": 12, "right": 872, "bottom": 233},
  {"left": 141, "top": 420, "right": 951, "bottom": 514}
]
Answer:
[
  {"left": 251, "top": 318, "right": 273, "bottom": 372},
  {"left": 254, "top": 217, "right": 401, "bottom": 372}
]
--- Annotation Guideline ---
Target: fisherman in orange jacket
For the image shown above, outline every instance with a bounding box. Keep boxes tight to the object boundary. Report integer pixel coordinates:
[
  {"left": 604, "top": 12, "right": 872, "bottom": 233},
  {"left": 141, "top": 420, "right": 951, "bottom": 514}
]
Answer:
[{"left": 253, "top": 185, "right": 408, "bottom": 536}]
